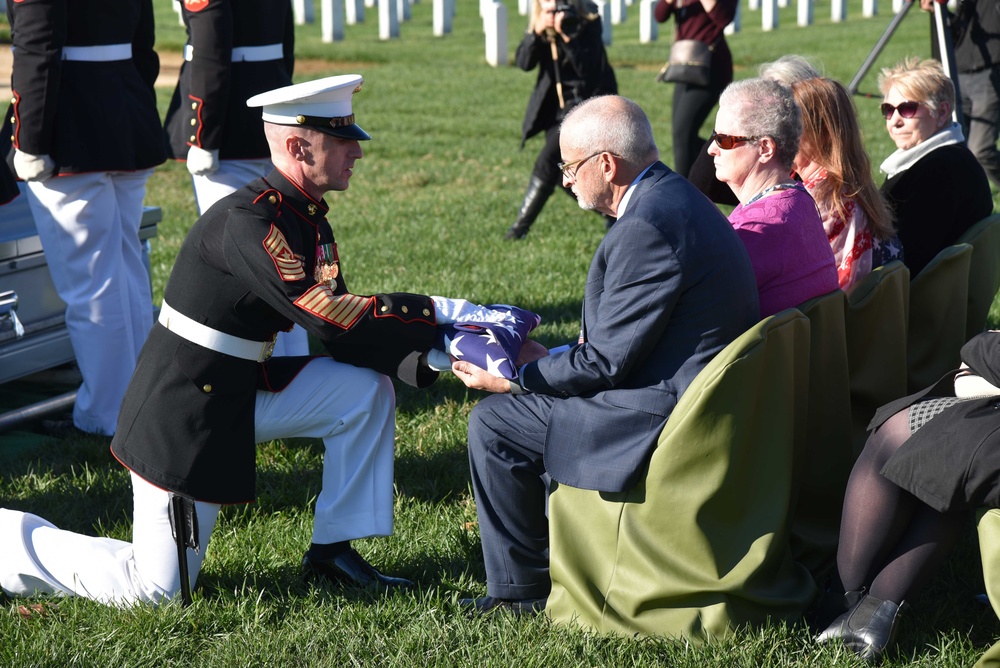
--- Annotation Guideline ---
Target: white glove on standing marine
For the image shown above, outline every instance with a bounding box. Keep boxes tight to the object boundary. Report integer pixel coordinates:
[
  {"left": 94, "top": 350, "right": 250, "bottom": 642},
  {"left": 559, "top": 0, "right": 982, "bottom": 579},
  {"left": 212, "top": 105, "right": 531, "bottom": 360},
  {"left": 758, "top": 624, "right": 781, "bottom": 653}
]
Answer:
[
  {"left": 186, "top": 146, "right": 220, "bottom": 176},
  {"left": 13, "top": 150, "right": 55, "bottom": 181}
]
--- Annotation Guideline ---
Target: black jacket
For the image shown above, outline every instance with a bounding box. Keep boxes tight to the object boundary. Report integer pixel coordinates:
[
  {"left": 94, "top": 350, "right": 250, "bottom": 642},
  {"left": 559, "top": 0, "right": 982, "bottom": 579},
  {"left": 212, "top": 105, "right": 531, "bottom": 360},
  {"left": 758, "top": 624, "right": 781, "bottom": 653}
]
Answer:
[
  {"left": 516, "top": 16, "right": 617, "bottom": 146},
  {"left": 880, "top": 143, "right": 992, "bottom": 276},
  {"left": 1, "top": 0, "right": 165, "bottom": 176},
  {"left": 164, "top": 0, "right": 295, "bottom": 161}
]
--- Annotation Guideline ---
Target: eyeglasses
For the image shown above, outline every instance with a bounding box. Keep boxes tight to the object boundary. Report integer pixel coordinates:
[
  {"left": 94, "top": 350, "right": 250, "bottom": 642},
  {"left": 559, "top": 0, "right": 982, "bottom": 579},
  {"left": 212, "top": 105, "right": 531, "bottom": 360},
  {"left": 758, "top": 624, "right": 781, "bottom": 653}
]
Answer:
[
  {"left": 880, "top": 100, "right": 921, "bottom": 120},
  {"left": 710, "top": 131, "right": 758, "bottom": 150},
  {"left": 558, "top": 151, "right": 605, "bottom": 179}
]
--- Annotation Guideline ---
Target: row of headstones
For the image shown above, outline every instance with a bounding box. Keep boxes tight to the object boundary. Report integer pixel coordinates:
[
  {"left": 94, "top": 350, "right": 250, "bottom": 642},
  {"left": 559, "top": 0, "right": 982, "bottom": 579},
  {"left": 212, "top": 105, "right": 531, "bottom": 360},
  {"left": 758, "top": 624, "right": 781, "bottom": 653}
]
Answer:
[{"left": 168, "top": 0, "right": 957, "bottom": 64}]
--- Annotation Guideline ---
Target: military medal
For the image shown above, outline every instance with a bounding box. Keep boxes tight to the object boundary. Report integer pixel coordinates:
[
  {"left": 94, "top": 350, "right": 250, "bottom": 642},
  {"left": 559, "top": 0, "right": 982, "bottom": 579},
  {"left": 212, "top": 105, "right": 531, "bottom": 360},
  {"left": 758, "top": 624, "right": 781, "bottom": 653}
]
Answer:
[{"left": 315, "top": 242, "right": 340, "bottom": 287}]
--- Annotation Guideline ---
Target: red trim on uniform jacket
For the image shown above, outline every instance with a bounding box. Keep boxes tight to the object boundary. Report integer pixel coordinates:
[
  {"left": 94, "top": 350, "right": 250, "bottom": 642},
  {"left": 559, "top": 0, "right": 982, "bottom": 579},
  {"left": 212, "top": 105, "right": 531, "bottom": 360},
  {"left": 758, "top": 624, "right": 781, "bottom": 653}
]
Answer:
[
  {"left": 272, "top": 167, "right": 330, "bottom": 214},
  {"left": 184, "top": 0, "right": 211, "bottom": 12},
  {"left": 10, "top": 91, "right": 21, "bottom": 149},
  {"left": 186, "top": 95, "right": 206, "bottom": 148}
]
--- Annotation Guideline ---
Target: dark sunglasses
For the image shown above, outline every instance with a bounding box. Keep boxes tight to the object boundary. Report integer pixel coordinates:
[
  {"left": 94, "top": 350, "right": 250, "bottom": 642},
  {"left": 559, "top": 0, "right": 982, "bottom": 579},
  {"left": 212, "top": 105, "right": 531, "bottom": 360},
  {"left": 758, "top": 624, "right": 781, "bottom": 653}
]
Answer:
[
  {"left": 880, "top": 100, "right": 921, "bottom": 120},
  {"left": 710, "top": 131, "right": 758, "bottom": 150}
]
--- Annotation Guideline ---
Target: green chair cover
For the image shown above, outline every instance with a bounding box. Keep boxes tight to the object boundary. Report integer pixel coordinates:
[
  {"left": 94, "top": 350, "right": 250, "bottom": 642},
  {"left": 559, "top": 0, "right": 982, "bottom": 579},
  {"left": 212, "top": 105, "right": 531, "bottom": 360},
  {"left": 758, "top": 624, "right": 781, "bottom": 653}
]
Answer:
[
  {"left": 546, "top": 310, "right": 816, "bottom": 640},
  {"left": 845, "top": 261, "right": 909, "bottom": 457},
  {"left": 957, "top": 213, "right": 1000, "bottom": 341},
  {"left": 792, "top": 289, "right": 852, "bottom": 575},
  {"left": 907, "top": 244, "right": 973, "bottom": 393},
  {"left": 976, "top": 508, "right": 1000, "bottom": 668}
]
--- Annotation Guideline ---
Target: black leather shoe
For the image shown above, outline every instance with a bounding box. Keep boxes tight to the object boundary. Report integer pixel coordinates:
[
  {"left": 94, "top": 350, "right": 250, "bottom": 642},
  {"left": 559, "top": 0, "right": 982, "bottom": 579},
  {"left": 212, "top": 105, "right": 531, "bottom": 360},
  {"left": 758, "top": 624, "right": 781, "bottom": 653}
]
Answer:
[
  {"left": 816, "top": 594, "right": 903, "bottom": 663},
  {"left": 37, "top": 414, "right": 89, "bottom": 438},
  {"left": 458, "top": 595, "right": 546, "bottom": 616},
  {"left": 301, "top": 548, "right": 414, "bottom": 591}
]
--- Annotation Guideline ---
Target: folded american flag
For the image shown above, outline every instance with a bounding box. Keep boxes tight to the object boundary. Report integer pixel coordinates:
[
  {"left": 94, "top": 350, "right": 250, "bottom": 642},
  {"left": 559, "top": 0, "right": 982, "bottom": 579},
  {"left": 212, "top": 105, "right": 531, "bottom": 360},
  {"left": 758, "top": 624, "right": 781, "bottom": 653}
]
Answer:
[{"left": 434, "top": 304, "right": 541, "bottom": 380}]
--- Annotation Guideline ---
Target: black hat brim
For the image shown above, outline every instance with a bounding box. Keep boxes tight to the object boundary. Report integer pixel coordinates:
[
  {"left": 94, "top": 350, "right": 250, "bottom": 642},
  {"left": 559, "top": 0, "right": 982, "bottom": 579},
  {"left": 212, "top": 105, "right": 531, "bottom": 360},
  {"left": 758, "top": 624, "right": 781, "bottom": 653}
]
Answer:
[{"left": 314, "top": 123, "right": 372, "bottom": 141}]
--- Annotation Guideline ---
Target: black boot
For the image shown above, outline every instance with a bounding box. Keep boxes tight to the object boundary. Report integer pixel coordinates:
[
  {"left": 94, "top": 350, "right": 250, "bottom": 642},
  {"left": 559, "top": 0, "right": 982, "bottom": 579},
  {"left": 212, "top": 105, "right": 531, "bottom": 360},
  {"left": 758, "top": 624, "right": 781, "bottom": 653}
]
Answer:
[
  {"left": 505, "top": 175, "right": 554, "bottom": 240},
  {"left": 816, "top": 593, "right": 904, "bottom": 663}
]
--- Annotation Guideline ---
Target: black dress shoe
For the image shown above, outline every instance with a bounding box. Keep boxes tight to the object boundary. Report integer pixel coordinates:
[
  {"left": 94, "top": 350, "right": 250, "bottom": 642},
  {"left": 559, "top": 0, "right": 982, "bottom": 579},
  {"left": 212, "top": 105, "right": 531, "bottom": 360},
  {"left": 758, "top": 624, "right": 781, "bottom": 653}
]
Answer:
[
  {"left": 458, "top": 595, "right": 546, "bottom": 616},
  {"left": 301, "top": 548, "right": 414, "bottom": 591},
  {"left": 37, "top": 414, "right": 89, "bottom": 438},
  {"left": 816, "top": 594, "right": 904, "bottom": 663}
]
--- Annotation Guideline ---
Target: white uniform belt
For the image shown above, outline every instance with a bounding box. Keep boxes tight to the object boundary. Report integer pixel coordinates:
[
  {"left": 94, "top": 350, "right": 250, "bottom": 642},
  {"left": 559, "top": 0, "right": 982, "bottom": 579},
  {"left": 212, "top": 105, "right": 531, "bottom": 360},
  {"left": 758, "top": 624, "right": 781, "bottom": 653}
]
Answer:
[
  {"left": 62, "top": 44, "right": 132, "bottom": 62},
  {"left": 183, "top": 43, "right": 284, "bottom": 63},
  {"left": 158, "top": 301, "right": 275, "bottom": 362}
]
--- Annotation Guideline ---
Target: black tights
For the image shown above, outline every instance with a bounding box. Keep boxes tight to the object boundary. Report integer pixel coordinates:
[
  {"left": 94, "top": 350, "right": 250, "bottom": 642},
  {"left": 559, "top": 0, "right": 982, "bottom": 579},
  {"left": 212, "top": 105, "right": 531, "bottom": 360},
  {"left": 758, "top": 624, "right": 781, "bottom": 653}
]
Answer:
[{"left": 837, "top": 409, "right": 966, "bottom": 602}]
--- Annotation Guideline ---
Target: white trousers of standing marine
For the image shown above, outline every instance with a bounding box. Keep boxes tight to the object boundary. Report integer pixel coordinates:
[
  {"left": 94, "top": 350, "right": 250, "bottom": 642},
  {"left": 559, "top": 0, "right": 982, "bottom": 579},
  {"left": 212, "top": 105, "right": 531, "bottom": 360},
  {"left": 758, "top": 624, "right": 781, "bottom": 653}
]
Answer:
[
  {"left": 0, "top": 357, "right": 396, "bottom": 606},
  {"left": 192, "top": 158, "right": 309, "bottom": 357},
  {"left": 25, "top": 170, "right": 155, "bottom": 435}
]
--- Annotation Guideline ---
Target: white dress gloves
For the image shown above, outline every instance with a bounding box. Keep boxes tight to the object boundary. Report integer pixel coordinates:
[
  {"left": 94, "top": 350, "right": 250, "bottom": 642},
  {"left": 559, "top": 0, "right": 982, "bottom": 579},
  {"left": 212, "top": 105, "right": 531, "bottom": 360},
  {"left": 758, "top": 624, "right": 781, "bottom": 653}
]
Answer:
[
  {"left": 186, "top": 146, "right": 220, "bottom": 176},
  {"left": 13, "top": 150, "right": 55, "bottom": 181}
]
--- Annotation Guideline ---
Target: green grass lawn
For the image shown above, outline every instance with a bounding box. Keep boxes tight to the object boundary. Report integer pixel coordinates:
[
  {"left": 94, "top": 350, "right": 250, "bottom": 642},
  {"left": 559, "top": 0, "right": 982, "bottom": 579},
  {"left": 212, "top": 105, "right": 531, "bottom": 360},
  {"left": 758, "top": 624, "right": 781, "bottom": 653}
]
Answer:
[{"left": 2, "top": 0, "right": 1000, "bottom": 665}]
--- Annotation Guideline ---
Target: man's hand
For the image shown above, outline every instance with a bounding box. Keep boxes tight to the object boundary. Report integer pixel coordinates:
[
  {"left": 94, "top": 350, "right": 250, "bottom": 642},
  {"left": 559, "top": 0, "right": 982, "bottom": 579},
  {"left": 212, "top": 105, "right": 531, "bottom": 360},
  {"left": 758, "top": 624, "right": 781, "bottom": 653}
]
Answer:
[
  {"left": 13, "top": 150, "right": 55, "bottom": 181},
  {"left": 452, "top": 360, "right": 511, "bottom": 393},
  {"left": 187, "top": 146, "right": 220, "bottom": 176}
]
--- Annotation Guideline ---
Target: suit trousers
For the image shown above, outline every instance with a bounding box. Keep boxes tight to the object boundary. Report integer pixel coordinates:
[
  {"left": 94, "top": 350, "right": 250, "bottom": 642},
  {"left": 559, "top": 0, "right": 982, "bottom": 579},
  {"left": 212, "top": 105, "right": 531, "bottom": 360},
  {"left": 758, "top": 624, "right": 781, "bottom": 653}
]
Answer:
[
  {"left": 468, "top": 391, "right": 556, "bottom": 601},
  {"left": 25, "top": 170, "right": 155, "bottom": 435},
  {"left": 0, "top": 357, "right": 396, "bottom": 605},
  {"left": 191, "top": 158, "right": 309, "bottom": 357},
  {"left": 960, "top": 67, "right": 1000, "bottom": 188}
]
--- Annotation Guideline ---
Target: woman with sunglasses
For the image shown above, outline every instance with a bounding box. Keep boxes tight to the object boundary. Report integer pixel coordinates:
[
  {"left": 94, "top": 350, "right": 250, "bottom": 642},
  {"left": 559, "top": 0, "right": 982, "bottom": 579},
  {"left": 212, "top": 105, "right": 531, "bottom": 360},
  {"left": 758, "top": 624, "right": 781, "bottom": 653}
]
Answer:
[
  {"left": 708, "top": 77, "right": 838, "bottom": 317},
  {"left": 504, "top": 0, "right": 617, "bottom": 240},
  {"left": 878, "top": 57, "right": 992, "bottom": 276},
  {"left": 791, "top": 77, "right": 901, "bottom": 291}
]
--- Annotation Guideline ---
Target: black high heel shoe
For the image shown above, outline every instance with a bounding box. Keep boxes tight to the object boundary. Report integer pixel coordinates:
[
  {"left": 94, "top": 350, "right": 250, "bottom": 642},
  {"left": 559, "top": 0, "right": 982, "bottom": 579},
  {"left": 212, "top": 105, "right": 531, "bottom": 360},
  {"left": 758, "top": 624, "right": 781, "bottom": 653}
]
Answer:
[{"left": 816, "top": 593, "right": 904, "bottom": 663}]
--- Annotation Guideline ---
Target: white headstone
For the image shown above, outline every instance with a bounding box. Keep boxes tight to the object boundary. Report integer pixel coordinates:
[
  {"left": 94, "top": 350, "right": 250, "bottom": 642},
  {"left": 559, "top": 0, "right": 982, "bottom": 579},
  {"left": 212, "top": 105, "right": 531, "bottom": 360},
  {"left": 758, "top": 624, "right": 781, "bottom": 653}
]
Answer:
[
  {"left": 379, "top": 0, "right": 400, "bottom": 39},
  {"left": 777, "top": 0, "right": 788, "bottom": 8},
  {"left": 892, "top": 0, "right": 904, "bottom": 12},
  {"left": 797, "top": 0, "right": 813, "bottom": 26},
  {"left": 639, "top": 0, "right": 658, "bottom": 43},
  {"left": 519, "top": 0, "right": 530, "bottom": 16},
  {"left": 321, "top": 0, "right": 346, "bottom": 41},
  {"left": 293, "top": 0, "right": 316, "bottom": 24},
  {"left": 748, "top": 0, "right": 760, "bottom": 11},
  {"left": 610, "top": 0, "right": 626, "bottom": 25},
  {"left": 434, "top": 0, "right": 453, "bottom": 34},
  {"left": 761, "top": 0, "right": 778, "bottom": 31},
  {"left": 398, "top": 0, "right": 412, "bottom": 21},
  {"left": 831, "top": 0, "right": 846, "bottom": 22},
  {"left": 863, "top": 0, "right": 877, "bottom": 17},
  {"left": 485, "top": 2, "right": 508, "bottom": 67}
]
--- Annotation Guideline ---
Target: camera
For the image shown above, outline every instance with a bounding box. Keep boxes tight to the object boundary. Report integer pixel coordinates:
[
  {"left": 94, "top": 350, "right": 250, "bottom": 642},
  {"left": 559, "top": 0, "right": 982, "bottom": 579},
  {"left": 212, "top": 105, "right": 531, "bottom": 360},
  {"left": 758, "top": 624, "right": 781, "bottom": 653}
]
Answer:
[{"left": 555, "top": 2, "right": 580, "bottom": 35}]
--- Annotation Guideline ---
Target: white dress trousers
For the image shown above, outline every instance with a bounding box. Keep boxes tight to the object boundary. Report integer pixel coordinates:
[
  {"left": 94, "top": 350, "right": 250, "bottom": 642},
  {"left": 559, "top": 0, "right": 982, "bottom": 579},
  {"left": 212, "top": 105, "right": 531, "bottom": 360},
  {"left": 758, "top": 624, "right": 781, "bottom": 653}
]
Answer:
[
  {"left": 0, "top": 357, "right": 396, "bottom": 606},
  {"left": 192, "top": 158, "right": 309, "bottom": 357},
  {"left": 25, "top": 170, "right": 155, "bottom": 435}
]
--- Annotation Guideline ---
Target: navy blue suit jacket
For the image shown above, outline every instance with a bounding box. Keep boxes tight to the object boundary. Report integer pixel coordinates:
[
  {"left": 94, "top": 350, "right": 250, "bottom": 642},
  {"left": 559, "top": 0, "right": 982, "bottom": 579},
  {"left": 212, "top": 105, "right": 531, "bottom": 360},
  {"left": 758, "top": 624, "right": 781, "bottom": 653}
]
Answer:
[{"left": 520, "top": 161, "right": 760, "bottom": 493}]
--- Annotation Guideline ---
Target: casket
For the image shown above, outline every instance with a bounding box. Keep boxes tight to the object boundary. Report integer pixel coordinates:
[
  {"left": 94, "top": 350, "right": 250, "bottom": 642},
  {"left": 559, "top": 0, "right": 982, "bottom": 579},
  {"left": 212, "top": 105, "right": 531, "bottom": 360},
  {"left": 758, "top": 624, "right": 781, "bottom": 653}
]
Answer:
[{"left": 0, "top": 189, "right": 161, "bottom": 384}]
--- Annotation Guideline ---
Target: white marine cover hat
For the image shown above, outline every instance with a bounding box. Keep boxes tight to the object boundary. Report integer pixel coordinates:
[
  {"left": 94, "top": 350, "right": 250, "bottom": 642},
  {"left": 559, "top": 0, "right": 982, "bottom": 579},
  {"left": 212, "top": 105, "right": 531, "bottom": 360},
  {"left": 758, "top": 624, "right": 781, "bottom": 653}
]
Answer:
[{"left": 246, "top": 74, "right": 371, "bottom": 141}]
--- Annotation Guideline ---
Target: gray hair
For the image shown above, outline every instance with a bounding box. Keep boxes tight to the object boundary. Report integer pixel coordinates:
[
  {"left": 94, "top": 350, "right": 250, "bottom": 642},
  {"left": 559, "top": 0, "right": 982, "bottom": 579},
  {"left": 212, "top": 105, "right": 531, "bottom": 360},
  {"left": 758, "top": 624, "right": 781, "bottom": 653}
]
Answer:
[
  {"left": 759, "top": 54, "right": 821, "bottom": 86},
  {"left": 719, "top": 78, "right": 801, "bottom": 170},
  {"left": 560, "top": 95, "right": 658, "bottom": 166}
]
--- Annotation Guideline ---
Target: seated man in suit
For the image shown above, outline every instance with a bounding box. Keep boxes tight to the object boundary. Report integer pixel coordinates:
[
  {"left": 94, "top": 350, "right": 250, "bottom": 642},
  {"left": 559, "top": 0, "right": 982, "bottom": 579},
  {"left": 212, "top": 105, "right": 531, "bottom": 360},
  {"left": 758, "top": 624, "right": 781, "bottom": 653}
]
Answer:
[{"left": 451, "top": 95, "right": 762, "bottom": 614}]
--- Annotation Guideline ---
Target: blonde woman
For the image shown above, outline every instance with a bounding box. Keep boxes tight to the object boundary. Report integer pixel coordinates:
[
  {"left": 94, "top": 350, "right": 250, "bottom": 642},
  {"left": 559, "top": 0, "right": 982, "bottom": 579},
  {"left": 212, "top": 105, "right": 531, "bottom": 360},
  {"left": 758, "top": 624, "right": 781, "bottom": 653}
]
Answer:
[{"left": 877, "top": 57, "right": 992, "bottom": 275}]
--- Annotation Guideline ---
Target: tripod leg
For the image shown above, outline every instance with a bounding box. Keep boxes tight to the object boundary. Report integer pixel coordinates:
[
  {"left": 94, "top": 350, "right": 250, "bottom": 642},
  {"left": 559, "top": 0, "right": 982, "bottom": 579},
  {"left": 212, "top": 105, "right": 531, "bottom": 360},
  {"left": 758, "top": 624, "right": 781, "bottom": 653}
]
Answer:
[
  {"left": 848, "top": 0, "right": 915, "bottom": 96},
  {"left": 931, "top": 0, "right": 964, "bottom": 126}
]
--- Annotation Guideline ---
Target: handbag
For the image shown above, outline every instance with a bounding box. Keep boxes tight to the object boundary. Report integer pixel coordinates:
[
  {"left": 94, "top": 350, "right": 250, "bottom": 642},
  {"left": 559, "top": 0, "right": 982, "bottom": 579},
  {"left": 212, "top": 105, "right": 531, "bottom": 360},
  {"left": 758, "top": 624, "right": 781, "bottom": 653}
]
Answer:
[{"left": 656, "top": 38, "right": 715, "bottom": 87}]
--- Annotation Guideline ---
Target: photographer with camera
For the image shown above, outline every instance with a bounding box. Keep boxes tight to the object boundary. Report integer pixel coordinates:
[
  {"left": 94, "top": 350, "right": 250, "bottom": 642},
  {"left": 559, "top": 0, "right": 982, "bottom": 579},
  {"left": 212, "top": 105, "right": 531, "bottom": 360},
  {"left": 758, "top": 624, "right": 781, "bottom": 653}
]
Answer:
[{"left": 504, "top": 0, "right": 617, "bottom": 240}]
